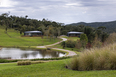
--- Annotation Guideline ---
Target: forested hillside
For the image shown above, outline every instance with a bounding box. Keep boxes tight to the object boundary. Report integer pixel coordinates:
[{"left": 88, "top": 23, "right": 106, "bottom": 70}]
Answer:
[
  {"left": 0, "top": 13, "right": 64, "bottom": 37},
  {"left": 69, "top": 21, "right": 116, "bottom": 33}
]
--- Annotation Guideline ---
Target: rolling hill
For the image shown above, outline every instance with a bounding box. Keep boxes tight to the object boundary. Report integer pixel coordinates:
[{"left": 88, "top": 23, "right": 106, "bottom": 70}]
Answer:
[{"left": 69, "top": 21, "right": 116, "bottom": 33}]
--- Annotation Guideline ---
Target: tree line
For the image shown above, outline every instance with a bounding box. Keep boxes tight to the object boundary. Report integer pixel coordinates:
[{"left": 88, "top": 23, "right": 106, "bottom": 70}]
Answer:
[
  {"left": 0, "top": 13, "right": 109, "bottom": 44},
  {"left": 69, "top": 21, "right": 116, "bottom": 33}
]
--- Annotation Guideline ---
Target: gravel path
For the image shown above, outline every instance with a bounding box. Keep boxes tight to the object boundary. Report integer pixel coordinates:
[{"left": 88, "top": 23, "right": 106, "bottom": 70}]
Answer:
[{"left": 37, "top": 37, "right": 77, "bottom": 56}]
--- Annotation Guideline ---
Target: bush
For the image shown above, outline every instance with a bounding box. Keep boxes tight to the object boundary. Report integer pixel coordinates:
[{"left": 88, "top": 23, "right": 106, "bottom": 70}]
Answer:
[
  {"left": 91, "top": 35, "right": 102, "bottom": 48},
  {"left": 61, "top": 41, "right": 66, "bottom": 49},
  {"left": 105, "top": 32, "right": 116, "bottom": 45},
  {"left": 65, "top": 40, "right": 76, "bottom": 48},
  {"left": 17, "top": 61, "right": 31, "bottom": 65},
  {"left": 75, "top": 40, "right": 82, "bottom": 49},
  {"left": 67, "top": 43, "right": 116, "bottom": 71},
  {"left": 0, "top": 59, "right": 9, "bottom": 63},
  {"left": 68, "top": 57, "right": 79, "bottom": 70}
]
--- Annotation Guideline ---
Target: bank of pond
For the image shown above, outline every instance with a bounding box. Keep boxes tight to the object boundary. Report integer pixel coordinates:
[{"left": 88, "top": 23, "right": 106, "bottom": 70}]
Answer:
[{"left": 0, "top": 47, "right": 71, "bottom": 63}]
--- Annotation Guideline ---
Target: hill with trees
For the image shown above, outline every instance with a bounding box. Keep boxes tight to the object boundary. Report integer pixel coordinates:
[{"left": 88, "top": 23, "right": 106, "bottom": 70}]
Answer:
[{"left": 68, "top": 21, "right": 116, "bottom": 33}]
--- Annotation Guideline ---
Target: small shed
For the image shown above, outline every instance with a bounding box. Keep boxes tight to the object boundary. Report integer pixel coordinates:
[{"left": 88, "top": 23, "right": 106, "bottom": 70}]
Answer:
[
  {"left": 24, "top": 31, "right": 42, "bottom": 37},
  {"left": 67, "top": 31, "right": 83, "bottom": 37}
]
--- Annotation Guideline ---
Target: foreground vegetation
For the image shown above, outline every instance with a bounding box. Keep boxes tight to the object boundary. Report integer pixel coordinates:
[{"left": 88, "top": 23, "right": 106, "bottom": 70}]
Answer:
[
  {"left": 67, "top": 33, "right": 116, "bottom": 71},
  {"left": 0, "top": 59, "right": 116, "bottom": 77}
]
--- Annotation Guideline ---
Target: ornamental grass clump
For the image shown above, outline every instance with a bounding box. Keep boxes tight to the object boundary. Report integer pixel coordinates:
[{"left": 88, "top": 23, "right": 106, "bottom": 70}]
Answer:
[
  {"left": 67, "top": 43, "right": 116, "bottom": 71},
  {"left": 17, "top": 61, "right": 31, "bottom": 65}
]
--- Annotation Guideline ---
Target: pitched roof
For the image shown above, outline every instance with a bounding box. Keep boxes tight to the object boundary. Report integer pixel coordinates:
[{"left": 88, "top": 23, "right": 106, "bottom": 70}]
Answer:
[
  {"left": 67, "top": 31, "right": 83, "bottom": 34},
  {"left": 24, "top": 31, "right": 42, "bottom": 33}
]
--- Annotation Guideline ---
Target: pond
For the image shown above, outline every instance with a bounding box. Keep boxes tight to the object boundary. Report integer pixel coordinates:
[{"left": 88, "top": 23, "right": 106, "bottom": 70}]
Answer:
[{"left": 0, "top": 48, "right": 66, "bottom": 59}]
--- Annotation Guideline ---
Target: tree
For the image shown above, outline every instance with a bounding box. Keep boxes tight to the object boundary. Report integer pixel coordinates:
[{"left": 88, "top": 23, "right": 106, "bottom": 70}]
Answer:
[
  {"left": 97, "top": 26, "right": 106, "bottom": 30},
  {"left": 80, "top": 34, "right": 88, "bottom": 48},
  {"left": 101, "top": 32, "right": 109, "bottom": 43}
]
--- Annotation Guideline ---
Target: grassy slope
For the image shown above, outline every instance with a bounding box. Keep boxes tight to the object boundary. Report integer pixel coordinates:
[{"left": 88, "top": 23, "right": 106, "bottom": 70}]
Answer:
[
  {"left": 0, "top": 59, "right": 116, "bottom": 77},
  {"left": 0, "top": 28, "right": 115, "bottom": 76},
  {"left": 0, "top": 26, "right": 61, "bottom": 46}
]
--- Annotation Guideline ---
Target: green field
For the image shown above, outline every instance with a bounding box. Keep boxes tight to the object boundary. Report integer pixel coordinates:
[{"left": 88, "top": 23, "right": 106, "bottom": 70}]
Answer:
[
  {"left": 0, "top": 59, "right": 116, "bottom": 77},
  {"left": 0, "top": 26, "right": 61, "bottom": 46},
  {"left": 0, "top": 27, "right": 115, "bottom": 77},
  {"left": 50, "top": 36, "right": 80, "bottom": 52}
]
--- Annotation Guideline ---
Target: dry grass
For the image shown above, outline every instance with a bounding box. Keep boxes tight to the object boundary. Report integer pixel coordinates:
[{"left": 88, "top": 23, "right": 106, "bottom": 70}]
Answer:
[
  {"left": 17, "top": 61, "right": 47, "bottom": 65},
  {"left": 68, "top": 43, "right": 116, "bottom": 71}
]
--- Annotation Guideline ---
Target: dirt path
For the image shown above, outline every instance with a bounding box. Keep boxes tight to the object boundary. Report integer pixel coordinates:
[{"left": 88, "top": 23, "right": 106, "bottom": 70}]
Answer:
[{"left": 36, "top": 37, "right": 77, "bottom": 56}]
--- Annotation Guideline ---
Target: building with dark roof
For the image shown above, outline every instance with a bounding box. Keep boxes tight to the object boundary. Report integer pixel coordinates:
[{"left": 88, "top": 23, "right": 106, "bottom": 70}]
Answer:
[
  {"left": 67, "top": 31, "right": 83, "bottom": 37},
  {"left": 24, "top": 31, "right": 42, "bottom": 37}
]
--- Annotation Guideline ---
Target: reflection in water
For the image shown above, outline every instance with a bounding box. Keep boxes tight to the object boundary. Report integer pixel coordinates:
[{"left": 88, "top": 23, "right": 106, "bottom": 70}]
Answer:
[{"left": 0, "top": 48, "right": 65, "bottom": 59}]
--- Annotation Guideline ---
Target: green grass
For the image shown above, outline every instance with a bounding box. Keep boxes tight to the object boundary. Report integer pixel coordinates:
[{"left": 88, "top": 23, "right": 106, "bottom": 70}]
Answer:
[
  {"left": 0, "top": 59, "right": 116, "bottom": 77},
  {"left": 0, "top": 27, "right": 61, "bottom": 46},
  {"left": 50, "top": 36, "right": 80, "bottom": 54}
]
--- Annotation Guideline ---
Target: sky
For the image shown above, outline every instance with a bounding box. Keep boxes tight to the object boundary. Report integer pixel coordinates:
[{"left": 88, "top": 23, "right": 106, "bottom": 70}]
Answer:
[{"left": 0, "top": 0, "right": 116, "bottom": 24}]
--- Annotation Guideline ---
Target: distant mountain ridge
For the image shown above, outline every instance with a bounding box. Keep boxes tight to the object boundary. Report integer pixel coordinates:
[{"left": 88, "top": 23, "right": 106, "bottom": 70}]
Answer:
[{"left": 69, "top": 21, "right": 116, "bottom": 33}]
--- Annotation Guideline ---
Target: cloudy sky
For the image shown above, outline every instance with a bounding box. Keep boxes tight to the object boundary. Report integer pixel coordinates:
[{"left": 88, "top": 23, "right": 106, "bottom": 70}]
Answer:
[{"left": 0, "top": 0, "right": 116, "bottom": 24}]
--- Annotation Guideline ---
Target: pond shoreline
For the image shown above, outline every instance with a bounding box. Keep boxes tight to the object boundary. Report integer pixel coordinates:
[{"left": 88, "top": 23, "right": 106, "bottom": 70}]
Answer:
[{"left": 0, "top": 37, "right": 77, "bottom": 63}]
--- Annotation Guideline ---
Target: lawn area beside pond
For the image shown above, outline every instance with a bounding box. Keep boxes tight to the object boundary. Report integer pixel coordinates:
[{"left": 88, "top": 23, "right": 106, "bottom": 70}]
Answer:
[
  {"left": 0, "top": 27, "right": 61, "bottom": 47},
  {"left": 0, "top": 59, "right": 116, "bottom": 77},
  {"left": 49, "top": 36, "right": 80, "bottom": 54}
]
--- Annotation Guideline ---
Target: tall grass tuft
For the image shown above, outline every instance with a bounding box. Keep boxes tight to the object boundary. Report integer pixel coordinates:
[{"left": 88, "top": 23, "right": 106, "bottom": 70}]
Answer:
[
  {"left": 67, "top": 43, "right": 116, "bottom": 71},
  {"left": 17, "top": 61, "right": 31, "bottom": 65},
  {"left": 68, "top": 57, "right": 79, "bottom": 70}
]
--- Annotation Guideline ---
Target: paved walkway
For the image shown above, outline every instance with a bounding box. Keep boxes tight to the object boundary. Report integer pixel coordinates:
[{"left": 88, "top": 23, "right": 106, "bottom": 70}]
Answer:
[{"left": 36, "top": 37, "right": 77, "bottom": 56}]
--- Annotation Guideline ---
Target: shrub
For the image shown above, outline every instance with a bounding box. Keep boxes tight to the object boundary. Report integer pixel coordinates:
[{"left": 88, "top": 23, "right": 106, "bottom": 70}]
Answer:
[
  {"left": 68, "top": 57, "right": 79, "bottom": 70},
  {"left": 105, "top": 32, "right": 116, "bottom": 45},
  {"left": 0, "top": 59, "right": 9, "bottom": 63},
  {"left": 91, "top": 35, "right": 102, "bottom": 48},
  {"left": 17, "top": 61, "right": 31, "bottom": 65},
  {"left": 75, "top": 40, "right": 82, "bottom": 49},
  {"left": 67, "top": 43, "right": 116, "bottom": 71},
  {"left": 65, "top": 40, "right": 76, "bottom": 48},
  {"left": 61, "top": 41, "right": 66, "bottom": 49}
]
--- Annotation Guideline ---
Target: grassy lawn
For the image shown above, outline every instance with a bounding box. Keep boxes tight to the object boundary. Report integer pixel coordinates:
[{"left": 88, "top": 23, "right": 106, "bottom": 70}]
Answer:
[
  {"left": 0, "top": 59, "right": 116, "bottom": 77},
  {"left": 50, "top": 36, "right": 80, "bottom": 54},
  {"left": 0, "top": 27, "right": 61, "bottom": 46}
]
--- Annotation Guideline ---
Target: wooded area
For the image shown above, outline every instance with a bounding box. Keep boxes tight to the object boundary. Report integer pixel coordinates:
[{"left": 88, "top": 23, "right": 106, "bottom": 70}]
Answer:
[{"left": 0, "top": 13, "right": 109, "bottom": 45}]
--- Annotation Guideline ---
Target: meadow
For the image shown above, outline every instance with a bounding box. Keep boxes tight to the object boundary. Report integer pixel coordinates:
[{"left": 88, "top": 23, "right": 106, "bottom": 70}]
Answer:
[
  {"left": 0, "top": 59, "right": 116, "bottom": 77},
  {"left": 0, "top": 26, "right": 61, "bottom": 47},
  {"left": 0, "top": 26, "right": 116, "bottom": 77}
]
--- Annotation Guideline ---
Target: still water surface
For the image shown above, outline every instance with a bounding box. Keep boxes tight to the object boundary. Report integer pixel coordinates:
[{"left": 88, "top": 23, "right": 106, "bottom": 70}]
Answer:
[{"left": 0, "top": 48, "right": 66, "bottom": 59}]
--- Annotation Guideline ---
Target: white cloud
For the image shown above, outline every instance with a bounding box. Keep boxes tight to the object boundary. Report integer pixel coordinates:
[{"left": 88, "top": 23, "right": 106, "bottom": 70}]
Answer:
[
  {"left": 0, "top": 0, "right": 18, "bottom": 7},
  {"left": 0, "top": 0, "right": 116, "bottom": 24}
]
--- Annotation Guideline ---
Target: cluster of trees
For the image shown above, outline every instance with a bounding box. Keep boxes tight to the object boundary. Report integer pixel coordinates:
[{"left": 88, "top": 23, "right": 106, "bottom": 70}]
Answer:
[
  {"left": 61, "top": 25, "right": 109, "bottom": 49},
  {"left": 0, "top": 13, "right": 109, "bottom": 44},
  {"left": 0, "top": 13, "right": 62, "bottom": 35}
]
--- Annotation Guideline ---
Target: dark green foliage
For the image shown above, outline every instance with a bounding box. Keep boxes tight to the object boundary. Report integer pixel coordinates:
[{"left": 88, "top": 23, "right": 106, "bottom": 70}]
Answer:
[
  {"left": 69, "top": 21, "right": 116, "bottom": 33},
  {"left": 0, "top": 59, "right": 18, "bottom": 63},
  {"left": 0, "top": 56, "right": 71, "bottom": 63},
  {"left": 101, "top": 32, "right": 109, "bottom": 42},
  {"left": 84, "top": 26, "right": 96, "bottom": 43},
  {"left": 0, "top": 59, "right": 9, "bottom": 63},
  {"left": 61, "top": 41, "right": 66, "bottom": 48},
  {"left": 80, "top": 34, "right": 88, "bottom": 48},
  {"left": 0, "top": 13, "right": 62, "bottom": 34},
  {"left": 65, "top": 40, "right": 76, "bottom": 48}
]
